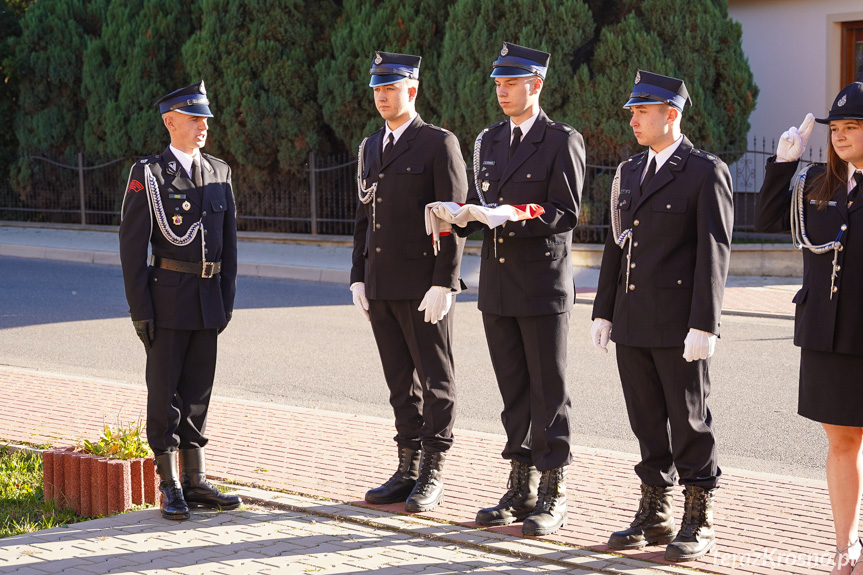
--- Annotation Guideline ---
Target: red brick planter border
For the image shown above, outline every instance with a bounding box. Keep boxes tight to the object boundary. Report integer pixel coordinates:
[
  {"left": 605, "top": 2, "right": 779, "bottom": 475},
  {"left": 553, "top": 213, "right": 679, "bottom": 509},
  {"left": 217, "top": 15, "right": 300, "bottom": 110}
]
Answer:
[{"left": 43, "top": 449, "right": 155, "bottom": 517}]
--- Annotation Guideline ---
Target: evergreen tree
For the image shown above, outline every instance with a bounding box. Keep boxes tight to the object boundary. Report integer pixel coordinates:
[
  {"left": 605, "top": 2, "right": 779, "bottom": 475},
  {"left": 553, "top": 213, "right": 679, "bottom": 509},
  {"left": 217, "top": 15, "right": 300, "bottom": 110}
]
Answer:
[
  {"left": 81, "top": 0, "right": 198, "bottom": 160},
  {"left": 10, "top": 0, "right": 107, "bottom": 199},
  {"left": 0, "top": 0, "right": 33, "bottom": 193},
  {"left": 437, "top": 0, "right": 594, "bottom": 155},
  {"left": 317, "top": 0, "right": 456, "bottom": 153},
  {"left": 182, "top": 0, "right": 337, "bottom": 179}
]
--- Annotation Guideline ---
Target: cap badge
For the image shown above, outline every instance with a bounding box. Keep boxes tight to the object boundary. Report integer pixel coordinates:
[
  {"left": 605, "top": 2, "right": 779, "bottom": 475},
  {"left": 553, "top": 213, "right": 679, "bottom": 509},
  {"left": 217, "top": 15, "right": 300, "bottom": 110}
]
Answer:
[
  {"left": 199, "top": 80, "right": 206, "bottom": 95},
  {"left": 634, "top": 71, "right": 641, "bottom": 84},
  {"left": 500, "top": 43, "right": 508, "bottom": 56},
  {"left": 374, "top": 52, "right": 383, "bottom": 65},
  {"left": 838, "top": 95, "right": 847, "bottom": 107}
]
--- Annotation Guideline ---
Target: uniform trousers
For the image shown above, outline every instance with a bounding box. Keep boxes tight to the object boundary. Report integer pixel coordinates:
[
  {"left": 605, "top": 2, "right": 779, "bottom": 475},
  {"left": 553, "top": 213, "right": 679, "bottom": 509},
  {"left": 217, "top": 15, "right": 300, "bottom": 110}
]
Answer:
[
  {"left": 368, "top": 297, "right": 456, "bottom": 453},
  {"left": 145, "top": 327, "right": 218, "bottom": 455},
  {"left": 482, "top": 311, "right": 572, "bottom": 471},
  {"left": 615, "top": 343, "right": 720, "bottom": 489}
]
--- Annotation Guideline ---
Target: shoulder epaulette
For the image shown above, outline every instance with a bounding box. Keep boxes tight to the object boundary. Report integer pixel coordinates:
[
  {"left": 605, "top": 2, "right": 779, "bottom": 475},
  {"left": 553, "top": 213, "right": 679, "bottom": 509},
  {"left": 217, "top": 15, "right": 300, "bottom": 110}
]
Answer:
[
  {"left": 547, "top": 121, "right": 575, "bottom": 133},
  {"left": 690, "top": 148, "right": 722, "bottom": 165},
  {"left": 202, "top": 152, "right": 228, "bottom": 167},
  {"left": 626, "top": 151, "right": 647, "bottom": 163},
  {"left": 425, "top": 123, "right": 452, "bottom": 135},
  {"left": 485, "top": 120, "right": 508, "bottom": 132},
  {"left": 137, "top": 154, "right": 161, "bottom": 165}
]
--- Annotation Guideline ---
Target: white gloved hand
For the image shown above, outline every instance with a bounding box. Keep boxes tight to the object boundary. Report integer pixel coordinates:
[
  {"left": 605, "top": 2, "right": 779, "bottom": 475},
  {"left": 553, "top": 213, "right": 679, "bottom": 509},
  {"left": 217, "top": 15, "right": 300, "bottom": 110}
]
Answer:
[
  {"left": 682, "top": 328, "right": 717, "bottom": 362},
  {"left": 350, "top": 282, "right": 370, "bottom": 321},
  {"left": 590, "top": 318, "right": 613, "bottom": 353},
  {"left": 776, "top": 113, "right": 815, "bottom": 162},
  {"left": 417, "top": 286, "right": 453, "bottom": 324}
]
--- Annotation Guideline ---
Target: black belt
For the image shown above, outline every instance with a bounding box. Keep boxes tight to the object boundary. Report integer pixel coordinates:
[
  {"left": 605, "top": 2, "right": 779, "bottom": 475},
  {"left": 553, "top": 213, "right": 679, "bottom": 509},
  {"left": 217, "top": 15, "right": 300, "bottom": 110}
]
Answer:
[{"left": 150, "top": 255, "right": 221, "bottom": 278}]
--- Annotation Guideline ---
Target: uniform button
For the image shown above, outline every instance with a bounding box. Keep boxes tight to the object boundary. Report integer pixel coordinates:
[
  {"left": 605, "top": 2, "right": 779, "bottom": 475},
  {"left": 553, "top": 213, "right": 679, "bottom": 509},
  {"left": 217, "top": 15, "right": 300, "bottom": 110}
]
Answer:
[
  {"left": 526, "top": 173, "right": 532, "bottom": 179},
  {"left": 508, "top": 231, "right": 515, "bottom": 237},
  {"left": 499, "top": 197, "right": 504, "bottom": 202},
  {"left": 499, "top": 257, "right": 505, "bottom": 263},
  {"left": 630, "top": 263, "right": 636, "bottom": 269},
  {"left": 633, "top": 219, "right": 639, "bottom": 226},
  {"left": 633, "top": 241, "right": 639, "bottom": 247},
  {"left": 376, "top": 197, "right": 382, "bottom": 203},
  {"left": 483, "top": 171, "right": 488, "bottom": 176},
  {"left": 423, "top": 251, "right": 428, "bottom": 256},
  {"left": 378, "top": 173, "right": 384, "bottom": 178},
  {"left": 203, "top": 230, "right": 207, "bottom": 235},
  {"left": 629, "top": 284, "right": 636, "bottom": 291},
  {"left": 498, "top": 237, "right": 503, "bottom": 243},
  {"left": 202, "top": 211, "right": 207, "bottom": 216},
  {"left": 837, "top": 265, "right": 842, "bottom": 271},
  {"left": 154, "top": 277, "right": 158, "bottom": 282},
  {"left": 666, "top": 204, "right": 672, "bottom": 209},
  {"left": 406, "top": 167, "right": 411, "bottom": 172},
  {"left": 677, "top": 279, "right": 682, "bottom": 285},
  {"left": 545, "top": 251, "right": 550, "bottom": 256},
  {"left": 375, "top": 247, "right": 381, "bottom": 253},
  {"left": 204, "top": 248, "right": 208, "bottom": 254},
  {"left": 375, "top": 223, "right": 381, "bottom": 229},
  {"left": 832, "top": 286, "right": 838, "bottom": 293}
]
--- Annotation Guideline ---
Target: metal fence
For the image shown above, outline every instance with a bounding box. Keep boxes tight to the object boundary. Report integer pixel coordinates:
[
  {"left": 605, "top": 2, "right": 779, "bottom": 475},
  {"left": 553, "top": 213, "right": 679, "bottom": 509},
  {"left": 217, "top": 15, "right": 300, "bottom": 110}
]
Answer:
[{"left": 0, "top": 141, "right": 820, "bottom": 242}]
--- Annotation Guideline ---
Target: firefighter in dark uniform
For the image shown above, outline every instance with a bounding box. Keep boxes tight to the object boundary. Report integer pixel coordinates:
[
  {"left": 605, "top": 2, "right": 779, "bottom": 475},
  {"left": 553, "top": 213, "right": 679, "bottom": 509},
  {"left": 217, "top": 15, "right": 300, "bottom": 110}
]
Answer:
[
  {"left": 119, "top": 81, "right": 241, "bottom": 520},
  {"left": 590, "top": 71, "right": 733, "bottom": 561},
  {"left": 454, "top": 42, "right": 584, "bottom": 537},
  {"left": 755, "top": 83, "right": 863, "bottom": 573},
  {"left": 350, "top": 52, "right": 468, "bottom": 513}
]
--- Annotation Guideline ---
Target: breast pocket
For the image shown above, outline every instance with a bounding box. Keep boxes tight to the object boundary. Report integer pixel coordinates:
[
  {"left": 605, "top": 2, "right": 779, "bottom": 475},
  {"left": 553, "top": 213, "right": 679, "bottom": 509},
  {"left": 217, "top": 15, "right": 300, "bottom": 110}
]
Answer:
[
  {"left": 653, "top": 272, "right": 692, "bottom": 329},
  {"left": 477, "top": 164, "right": 500, "bottom": 203},
  {"left": 510, "top": 166, "right": 549, "bottom": 204},
  {"left": 651, "top": 196, "right": 688, "bottom": 235}
]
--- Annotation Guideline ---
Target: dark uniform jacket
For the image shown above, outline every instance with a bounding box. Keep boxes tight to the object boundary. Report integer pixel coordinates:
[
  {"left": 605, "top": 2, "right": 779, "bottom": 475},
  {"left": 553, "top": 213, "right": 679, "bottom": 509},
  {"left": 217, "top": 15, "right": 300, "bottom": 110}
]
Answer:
[
  {"left": 119, "top": 147, "right": 237, "bottom": 331},
  {"left": 593, "top": 137, "right": 733, "bottom": 347},
  {"left": 461, "top": 109, "right": 584, "bottom": 317},
  {"left": 351, "top": 115, "right": 468, "bottom": 299},
  {"left": 756, "top": 159, "right": 863, "bottom": 355}
]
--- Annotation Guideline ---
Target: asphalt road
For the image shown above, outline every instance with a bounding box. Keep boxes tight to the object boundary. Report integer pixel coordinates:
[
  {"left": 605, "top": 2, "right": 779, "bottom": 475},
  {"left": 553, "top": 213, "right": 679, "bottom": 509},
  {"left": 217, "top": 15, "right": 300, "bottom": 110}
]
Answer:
[{"left": 0, "top": 256, "right": 825, "bottom": 480}]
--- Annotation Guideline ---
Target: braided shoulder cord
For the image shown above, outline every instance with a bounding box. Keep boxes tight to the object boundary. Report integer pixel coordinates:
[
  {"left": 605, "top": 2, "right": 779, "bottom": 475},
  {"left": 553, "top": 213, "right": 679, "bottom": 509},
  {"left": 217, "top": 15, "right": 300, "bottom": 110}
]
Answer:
[
  {"left": 357, "top": 137, "right": 377, "bottom": 205},
  {"left": 144, "top": 164, "right": 206, "bottom": 262},
  {"left": 791, "top": 164, "right": 845, "bottom": 254},
  {"left": 473, "top": 129, "right": 492, "bottom": 207},
  {"left": 609, "top": 162, "right": 632, "bottom": 248}
]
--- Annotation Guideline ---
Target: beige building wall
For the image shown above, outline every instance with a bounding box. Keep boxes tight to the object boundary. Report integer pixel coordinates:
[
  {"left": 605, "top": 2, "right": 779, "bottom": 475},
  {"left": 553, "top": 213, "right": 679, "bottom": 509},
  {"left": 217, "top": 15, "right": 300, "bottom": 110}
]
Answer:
[{"left": 728, "top": 0, "right": 863, "bottom": 150}]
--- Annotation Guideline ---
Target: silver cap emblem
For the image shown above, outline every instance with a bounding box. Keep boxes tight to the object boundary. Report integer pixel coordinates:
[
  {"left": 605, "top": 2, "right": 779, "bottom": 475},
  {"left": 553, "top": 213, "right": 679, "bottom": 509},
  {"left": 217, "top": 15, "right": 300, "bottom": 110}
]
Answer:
[
  {"left": 199, "top": 80, "right": 206, "bottom": 95},
  {"left": 500, "top": 43, "right": 508, "bottom": 56},
  {"left": 374, "top": 52, "right": 383, "bottom": 65},
  {"left": 839, "top": 95, "right": 847, "bottom": 107},
  {"left": 635, "top": 71, "right": 641, "bottom": 84}
]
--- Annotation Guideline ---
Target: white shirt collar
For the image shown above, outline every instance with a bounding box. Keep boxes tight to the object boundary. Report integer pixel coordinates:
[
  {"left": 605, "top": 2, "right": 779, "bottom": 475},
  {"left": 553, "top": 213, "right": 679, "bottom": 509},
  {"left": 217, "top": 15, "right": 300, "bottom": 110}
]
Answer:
[
  {"left": 848, "top": 162, "right": 863, "bottom": 193},
  {"left": 384, "top": 111, "right": 418, "bottom": 150},
  {"left": 510, "top": 110, "right": 539, "bottom": 143},
  {"left": 169, "top": 144, "right": 200, "bottom": 178},
  {"left": 646, "top": 135, "right": 684, "bottom": 173}
]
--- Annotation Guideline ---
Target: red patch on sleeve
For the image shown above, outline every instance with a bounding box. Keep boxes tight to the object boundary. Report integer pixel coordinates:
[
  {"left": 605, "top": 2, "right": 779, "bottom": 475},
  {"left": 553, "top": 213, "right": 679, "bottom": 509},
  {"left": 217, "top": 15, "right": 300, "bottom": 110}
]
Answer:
[{"left": 127, "top": 180, "right": 144, "bottom": 194}]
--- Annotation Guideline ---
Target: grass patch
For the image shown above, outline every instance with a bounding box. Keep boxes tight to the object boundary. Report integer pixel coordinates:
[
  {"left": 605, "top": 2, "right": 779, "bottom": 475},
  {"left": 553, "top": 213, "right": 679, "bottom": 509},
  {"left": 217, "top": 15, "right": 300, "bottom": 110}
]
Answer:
[{"left": 0, "top": 448, "right": 81, "bottom": 538}]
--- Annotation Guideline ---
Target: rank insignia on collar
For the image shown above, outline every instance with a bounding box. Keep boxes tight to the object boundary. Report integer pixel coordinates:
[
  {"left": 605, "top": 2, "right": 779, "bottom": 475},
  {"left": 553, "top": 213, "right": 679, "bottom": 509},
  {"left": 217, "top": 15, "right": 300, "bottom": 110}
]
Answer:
[
  {"left": 182, "top": 201, "right": 191, "bottom": 211},
  {"left": 172, "top": 215, "right": 183, "bottom": 226},
  {"left": 500, "top": 43, "right": 508, "bottom": 56},
  {"left": 482, "top": 181, "right": 490, "bottom": 191},
  {"left": 167, "top": 161, "right": 177, "bottom": 175},
  {"left": 839, "top": 95, "right": 847, "bottom": 107}
]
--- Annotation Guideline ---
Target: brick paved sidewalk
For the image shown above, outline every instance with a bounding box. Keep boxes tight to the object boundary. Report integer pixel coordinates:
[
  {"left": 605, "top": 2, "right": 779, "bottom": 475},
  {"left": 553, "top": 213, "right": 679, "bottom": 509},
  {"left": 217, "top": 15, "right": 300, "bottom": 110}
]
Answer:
[
  {"left": 0, "top": 366, "right": 833, "bottom": 575},
  {"left": 1, "top": 487, "right": 689, "bottom": 575}
]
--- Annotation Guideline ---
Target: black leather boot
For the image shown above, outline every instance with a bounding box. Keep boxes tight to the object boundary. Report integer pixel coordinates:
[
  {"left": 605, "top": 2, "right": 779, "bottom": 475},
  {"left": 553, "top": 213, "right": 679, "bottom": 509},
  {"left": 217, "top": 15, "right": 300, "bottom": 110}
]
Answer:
[
  {"left": 476, "top": 460, "right": 540, "bottom": 526},
  {"left": 180, "top": 448, "right": 242, "bottom": 510},
  {"left": 665, "top": 485, "right": 716, "bottom": 561},
  {"left": 365, "top": 446, "right": 420, "bottom": 504},
  {"left": 405, "top": 451, "right": 445, "bottom": 512},
  {"left": 522, "top": 466, "right": 568, "bottom": 536},
  {"left": 154, "top": 452, "right": 190, "bottom": 520},
  {"left": 608, "top": 484, "right": 675, "bottom": 549}
]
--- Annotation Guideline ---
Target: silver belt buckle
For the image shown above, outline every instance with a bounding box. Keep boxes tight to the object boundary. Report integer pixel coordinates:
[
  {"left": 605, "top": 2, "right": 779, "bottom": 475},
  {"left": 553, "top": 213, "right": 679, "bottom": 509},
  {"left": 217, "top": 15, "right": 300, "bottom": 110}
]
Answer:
[{"left": 202, "top": 262, "right": 215, "bottom": 278}]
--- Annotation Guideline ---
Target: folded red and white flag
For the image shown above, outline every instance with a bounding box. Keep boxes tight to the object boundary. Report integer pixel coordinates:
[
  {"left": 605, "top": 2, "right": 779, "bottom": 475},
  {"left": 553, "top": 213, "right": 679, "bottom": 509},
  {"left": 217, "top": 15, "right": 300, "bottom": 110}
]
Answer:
[{"left": 424, "top": 201, "right": 545, "bottom": 254}]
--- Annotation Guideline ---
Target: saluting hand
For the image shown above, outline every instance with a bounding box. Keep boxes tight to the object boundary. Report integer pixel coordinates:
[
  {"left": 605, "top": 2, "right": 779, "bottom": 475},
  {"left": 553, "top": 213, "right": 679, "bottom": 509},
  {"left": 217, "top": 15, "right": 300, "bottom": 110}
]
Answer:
[
  {"left": 682, "top": 328, "right": 717, "bottom": 362},
  {"left": 776, "top": 113, "right": 815, "bottom": 162},
  {"left": 132, "top": 319, "right": 155, "bottom": 349},
  {"left": 590, "top": 318, "right": 612, "bottom": 353}
]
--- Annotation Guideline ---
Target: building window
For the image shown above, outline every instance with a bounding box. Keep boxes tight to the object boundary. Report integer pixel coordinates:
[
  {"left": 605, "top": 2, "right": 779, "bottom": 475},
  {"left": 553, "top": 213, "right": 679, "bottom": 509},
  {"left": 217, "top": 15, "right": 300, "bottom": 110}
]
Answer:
[{"left": 842, "top": 21, "right": 863, "bottom": 85}]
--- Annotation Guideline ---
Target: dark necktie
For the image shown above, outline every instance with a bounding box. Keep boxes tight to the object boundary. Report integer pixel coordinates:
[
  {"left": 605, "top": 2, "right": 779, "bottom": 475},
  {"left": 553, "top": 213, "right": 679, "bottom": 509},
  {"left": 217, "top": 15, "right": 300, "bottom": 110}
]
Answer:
[
  {"left": 382, "top": 133, "right": 394, "bottom": 164},
  {"left": 641, "top": 157, "right": 657, "bottom": 191},
  {"left": 509, "top": 126, "right": 522, "bottom": 160},
  {"left": 849, "top": 171, "right": 863, "bottom": 206},
  {"left": 191, "top": 157, "right": 203, "bottom": 189}
]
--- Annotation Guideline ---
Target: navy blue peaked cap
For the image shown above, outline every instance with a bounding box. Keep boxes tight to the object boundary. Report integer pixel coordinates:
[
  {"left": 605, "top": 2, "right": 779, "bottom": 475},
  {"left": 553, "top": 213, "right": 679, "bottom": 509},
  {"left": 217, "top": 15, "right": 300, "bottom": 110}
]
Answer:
[
  {"left": 816, "top": 82, "right": 863, "bottom": 124},
  {"left": 624, "top": 70, "right": 691, "bottom": 111},
  {"left": 155, "top": 81, "right": 213, "bottom": 117},
  {"left": 490, "top": 42, "right": 549, "bottom": 79},
  {"left": 369, "top": 52, "right": 421, "bottom": 87}
]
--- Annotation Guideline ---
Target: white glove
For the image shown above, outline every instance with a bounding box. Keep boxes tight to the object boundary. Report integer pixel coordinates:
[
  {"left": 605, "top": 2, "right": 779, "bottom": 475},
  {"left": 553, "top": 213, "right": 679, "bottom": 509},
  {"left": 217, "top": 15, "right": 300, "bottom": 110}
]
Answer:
[
  {"left": 682, "top": 328, "right": 717, "bottom": 362},
  {"left": 417, "top": 286, "right": 453, "bottom": 324},
  {"left": 590, "top": 318, "right": 613, "bottom": 353},
  {"left": 350, "top": 282, "right": 370, "bottom": 321},
  {"left": 776, "top": 113, "right": 815, "bottom": 162}
]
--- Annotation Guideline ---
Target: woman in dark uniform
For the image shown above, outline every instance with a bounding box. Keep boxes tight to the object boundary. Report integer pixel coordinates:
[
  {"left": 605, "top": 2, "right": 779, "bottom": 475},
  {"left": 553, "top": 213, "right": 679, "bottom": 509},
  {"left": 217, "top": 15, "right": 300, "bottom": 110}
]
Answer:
[{"left": 756, "top": 82, "right": 863, "bottom": 574}]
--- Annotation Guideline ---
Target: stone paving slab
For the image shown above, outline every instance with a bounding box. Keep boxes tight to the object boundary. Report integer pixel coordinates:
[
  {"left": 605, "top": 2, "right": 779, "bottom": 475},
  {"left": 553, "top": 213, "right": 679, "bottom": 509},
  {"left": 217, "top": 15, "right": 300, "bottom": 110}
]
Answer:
[{"left": 0, "top": 366, "right": 837, "bottom": 575}]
